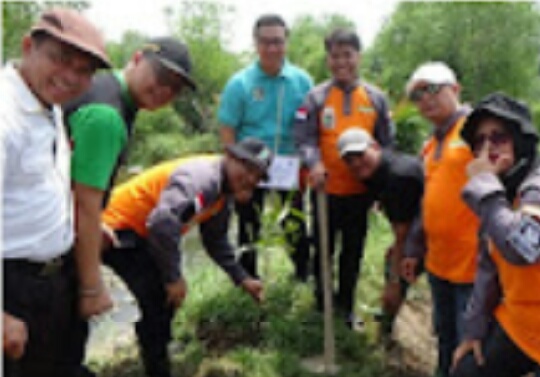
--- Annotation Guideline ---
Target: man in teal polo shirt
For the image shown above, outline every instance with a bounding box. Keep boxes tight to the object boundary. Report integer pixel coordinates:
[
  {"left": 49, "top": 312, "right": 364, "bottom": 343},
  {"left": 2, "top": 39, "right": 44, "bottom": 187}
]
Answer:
[
  {"left": 219, "top": 14, "right": 313, "bottom": 279},
  {"left": 63, "top": 37, "right": 196, "bottom": 377}
]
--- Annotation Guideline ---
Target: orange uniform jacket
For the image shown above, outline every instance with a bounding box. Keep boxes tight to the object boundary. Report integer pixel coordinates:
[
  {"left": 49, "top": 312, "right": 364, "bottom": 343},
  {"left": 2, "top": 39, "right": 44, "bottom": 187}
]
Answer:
[
  {"left": 101, "top": 155, "right": 248, "bottom": 284},
  {"left": 462, "top": 166, "right": 540, "bottom": 364},
  {"left": 422, "top": 116, "right": 479, "bottom": 283},
  {"left": 492, "top": 246, "right": 540, "bottom": 363},
  {"left": 294, "top": 79, "right": 394, "bottom": 195}
]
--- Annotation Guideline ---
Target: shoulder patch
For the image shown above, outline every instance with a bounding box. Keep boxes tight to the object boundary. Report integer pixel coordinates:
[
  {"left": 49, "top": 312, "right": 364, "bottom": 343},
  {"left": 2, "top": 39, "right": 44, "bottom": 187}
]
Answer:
[
  {"left": 506, "top": 214, "right": 540, "bottom": 263},
  {"left": 295, "top": 106, "right": 308, "bottom": 121}
]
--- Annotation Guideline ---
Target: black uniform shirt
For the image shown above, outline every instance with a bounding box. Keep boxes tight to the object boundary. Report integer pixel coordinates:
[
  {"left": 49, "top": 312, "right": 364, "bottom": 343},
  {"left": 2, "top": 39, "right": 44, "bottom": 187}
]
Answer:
[{"left": 366, "top": 149, "right": 424, "bottom": 223}]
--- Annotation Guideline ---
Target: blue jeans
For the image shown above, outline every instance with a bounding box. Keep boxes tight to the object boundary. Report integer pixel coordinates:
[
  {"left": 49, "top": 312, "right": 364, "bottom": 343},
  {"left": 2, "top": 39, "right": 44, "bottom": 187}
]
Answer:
[{"left": 428, "top": 273, "right": 473, "bottom": 377}]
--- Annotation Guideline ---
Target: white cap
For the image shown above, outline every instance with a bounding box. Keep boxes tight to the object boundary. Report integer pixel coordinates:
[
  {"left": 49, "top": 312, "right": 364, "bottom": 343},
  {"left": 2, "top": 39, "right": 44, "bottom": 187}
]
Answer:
[
  {"left": 406, "top": 61, "right": 457, "bottom": 95},
  {"left": 337, "top": 128, "right": 374, "bottom": 157}
]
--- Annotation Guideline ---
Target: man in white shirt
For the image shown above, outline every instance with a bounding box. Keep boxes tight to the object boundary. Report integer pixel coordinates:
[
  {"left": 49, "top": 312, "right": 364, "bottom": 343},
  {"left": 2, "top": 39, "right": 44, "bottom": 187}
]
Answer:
[{"left": 1, "top": 8, "right": 110, "bottom": 377}]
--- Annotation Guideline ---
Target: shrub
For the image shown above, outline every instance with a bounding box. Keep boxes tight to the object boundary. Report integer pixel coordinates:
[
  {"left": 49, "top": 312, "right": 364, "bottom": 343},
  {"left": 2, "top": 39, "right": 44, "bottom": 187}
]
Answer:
[{"left": 392, "top": 102, "right": 431, "bottom": 155}]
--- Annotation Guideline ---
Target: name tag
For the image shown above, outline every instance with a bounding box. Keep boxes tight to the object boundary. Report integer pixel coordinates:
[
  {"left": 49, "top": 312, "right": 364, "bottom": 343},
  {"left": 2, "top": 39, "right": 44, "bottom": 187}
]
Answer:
[
  {"left": 506, "top": 215, "right": 540, "bottom": 263},
  {"left": 259, "top": 156, "right": 300, "bottom": 190}
]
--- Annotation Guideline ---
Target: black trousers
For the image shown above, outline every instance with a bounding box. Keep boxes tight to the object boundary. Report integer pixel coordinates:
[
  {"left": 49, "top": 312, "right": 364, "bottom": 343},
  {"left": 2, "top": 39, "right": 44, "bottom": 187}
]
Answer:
[
  {"left": 451, "top": 321, "right": 538, "bottom": 377},
  {"left": 311, "top": 193, "right": 373, "bottom": 314},
  {"left": 236, "top": 188, "right": 311, "bottom": 280},
  {"left": 69, "top": 231, "right": 174, "bottom": 377},
  {"left": 102, "top": 230, "right": 175, "bottom": 377},
  {"left": 3, "top": 254, "right": 81, "bottom": 377}
]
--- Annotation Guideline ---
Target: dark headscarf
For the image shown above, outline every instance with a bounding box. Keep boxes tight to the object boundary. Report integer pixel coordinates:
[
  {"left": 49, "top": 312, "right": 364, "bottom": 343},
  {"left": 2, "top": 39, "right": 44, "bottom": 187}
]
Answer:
[{"left": 461, "top": 92, "right": 539, "bottom": 201}]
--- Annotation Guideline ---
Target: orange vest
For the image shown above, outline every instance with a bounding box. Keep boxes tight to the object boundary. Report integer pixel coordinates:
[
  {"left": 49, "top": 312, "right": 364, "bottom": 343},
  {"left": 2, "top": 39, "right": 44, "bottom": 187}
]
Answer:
[
  {"left": 490, "top": 244, "right": 540, "bottom": 363},
  {"left": 319, "top": 85, "right": 378, "bottom": 195},
  {"left": 422, "top": 118, "right": 479, "bottom": 283},
  {"left": 179, "top": 197, "right": 226, "bottom": 235},
  {"left": 102, "top": 155, "right": 221, "bottom": 237}
]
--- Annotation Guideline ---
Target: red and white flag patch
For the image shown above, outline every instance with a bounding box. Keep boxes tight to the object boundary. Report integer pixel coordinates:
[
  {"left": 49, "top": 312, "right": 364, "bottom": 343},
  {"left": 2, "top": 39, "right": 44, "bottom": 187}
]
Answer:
[
  {"left": 295, "top": 107, "right": 308, "bottom": 121},
  {"left": 195, "top": 193, "right": 205, "bottom": 213}
]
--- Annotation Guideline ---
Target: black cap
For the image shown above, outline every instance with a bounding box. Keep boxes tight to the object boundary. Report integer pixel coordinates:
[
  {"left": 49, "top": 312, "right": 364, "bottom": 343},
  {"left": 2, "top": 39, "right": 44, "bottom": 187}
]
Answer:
[
  {"left": 226, "top": 138, "right": 273, "bottom": 180},
  {"left": 461, "top": 92, "right": 538, "bottom": 147},
  {"left": 141, "top": 37, "right": 197, "bottom": 91}
]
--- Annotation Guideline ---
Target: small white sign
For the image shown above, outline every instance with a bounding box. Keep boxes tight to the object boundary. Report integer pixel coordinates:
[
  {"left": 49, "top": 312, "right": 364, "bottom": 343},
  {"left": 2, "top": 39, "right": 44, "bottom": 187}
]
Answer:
[{"left": 259, "top": 155, "right": 300, "bottom": 190}]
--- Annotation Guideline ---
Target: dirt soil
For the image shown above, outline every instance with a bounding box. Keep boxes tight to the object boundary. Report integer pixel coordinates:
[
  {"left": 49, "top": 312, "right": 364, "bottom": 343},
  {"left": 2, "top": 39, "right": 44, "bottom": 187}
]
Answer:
[{"left": 385, "top": 287, "right": 437, "bottom": 377}]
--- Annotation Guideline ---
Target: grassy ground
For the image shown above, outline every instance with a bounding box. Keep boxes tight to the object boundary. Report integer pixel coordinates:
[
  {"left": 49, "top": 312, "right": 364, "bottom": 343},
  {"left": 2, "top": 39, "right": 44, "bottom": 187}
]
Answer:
[{"left": 90, "top": 212, "right": 435, "bottom": 377}]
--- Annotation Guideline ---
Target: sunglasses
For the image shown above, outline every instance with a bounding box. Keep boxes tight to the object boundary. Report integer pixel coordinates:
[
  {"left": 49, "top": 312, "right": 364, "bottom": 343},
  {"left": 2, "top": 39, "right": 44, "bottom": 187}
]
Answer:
[
  {"left": 472, "top": 131, "right": 511, "bottom": 152},
  {"left": 409, "top": 83, "right": 445, "bottom": 102}
]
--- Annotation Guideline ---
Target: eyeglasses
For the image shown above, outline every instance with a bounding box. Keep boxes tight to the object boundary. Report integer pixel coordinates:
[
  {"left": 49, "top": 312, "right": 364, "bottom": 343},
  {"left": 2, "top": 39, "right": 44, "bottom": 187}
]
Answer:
[
  {"left": 409, "top": 83, "right": 445, "bottom": 102},
  {"left": 41, "top": 39, "right": 98, "bottom": 76},
  {"left": 472, "top": 131, "right": 511, "bottom": 152},
  {"left": 257, "top": 37, "right": 286, "bottom": 47}
]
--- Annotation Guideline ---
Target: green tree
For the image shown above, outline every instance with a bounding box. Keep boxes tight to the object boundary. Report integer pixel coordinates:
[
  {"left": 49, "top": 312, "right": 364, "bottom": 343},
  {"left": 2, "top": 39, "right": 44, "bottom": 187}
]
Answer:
[
  {"left": 364, "top": 1, "right": 540, "bottom": 103},
  {"left": 165, "top": 1, "right": 242, "bottom": 133},
  {"left": 287, "top": 14, "right": 356, "bottom": 83},
  {"left": 2, "top": 1, "right": 89, "bottom": 62},
  {"left": 2, "top": 1, "right": 40, "bottom": 62},
  {"left": 105, "top": 31, "right": 146, "bottom": 67},
  {"left": 128, "top": 108, "right": 219, "bottom": 167}
]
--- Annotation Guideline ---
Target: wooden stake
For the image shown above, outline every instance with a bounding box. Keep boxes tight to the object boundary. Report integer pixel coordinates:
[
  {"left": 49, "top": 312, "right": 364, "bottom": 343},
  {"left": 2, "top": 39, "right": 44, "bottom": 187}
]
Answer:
[{"left": 316, "top": 189, "right": 337, "bottom": 373}]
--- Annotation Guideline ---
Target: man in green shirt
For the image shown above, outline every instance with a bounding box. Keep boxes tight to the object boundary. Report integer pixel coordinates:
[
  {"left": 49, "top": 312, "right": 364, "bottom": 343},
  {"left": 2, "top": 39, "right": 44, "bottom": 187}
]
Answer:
[{"left": 63, "top": 37, "right": 196, "bottom": 377}]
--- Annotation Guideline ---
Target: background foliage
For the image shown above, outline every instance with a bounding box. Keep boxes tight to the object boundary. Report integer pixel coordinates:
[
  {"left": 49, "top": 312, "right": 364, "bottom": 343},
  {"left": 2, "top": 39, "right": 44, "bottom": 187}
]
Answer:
[
  {"left": 4, "top": 1, "right": 540, "bottom": 375},
  {"left": 363, "top": 1, "right": 540, "bottom": 104},
  {"left": 4, "top": 1, "right": 540, "bottom": 159},
  {"left": 2, "top": 1, "right": 88, "bottom": 61}
]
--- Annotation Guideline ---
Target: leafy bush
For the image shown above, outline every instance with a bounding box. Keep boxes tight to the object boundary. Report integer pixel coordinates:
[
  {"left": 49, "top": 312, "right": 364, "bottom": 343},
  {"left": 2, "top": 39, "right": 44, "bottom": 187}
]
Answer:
[
  {"left": 392, "top": 102, "right": 431, "bottom": 155},
  {"left": 129, "top": 132, "right": 219, "bottom": 167},
  {"left": 126, "top": 107, "right": 220, "bottom": 167},
  {"left": 91, "top": 212, "right": 432, "bottom": 377}
]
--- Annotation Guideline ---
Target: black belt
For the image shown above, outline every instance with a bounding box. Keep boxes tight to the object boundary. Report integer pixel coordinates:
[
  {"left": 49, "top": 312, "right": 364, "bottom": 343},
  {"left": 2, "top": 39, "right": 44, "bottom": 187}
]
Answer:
[{"left": 4, "top": 254, "right": 69, "bottom": 277}]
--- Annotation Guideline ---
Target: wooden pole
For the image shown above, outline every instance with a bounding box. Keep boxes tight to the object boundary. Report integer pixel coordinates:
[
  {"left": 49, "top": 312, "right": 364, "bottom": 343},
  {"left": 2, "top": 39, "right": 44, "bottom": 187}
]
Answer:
[{"left": 316, "top": 189, "right": 337, "bottom": 373}]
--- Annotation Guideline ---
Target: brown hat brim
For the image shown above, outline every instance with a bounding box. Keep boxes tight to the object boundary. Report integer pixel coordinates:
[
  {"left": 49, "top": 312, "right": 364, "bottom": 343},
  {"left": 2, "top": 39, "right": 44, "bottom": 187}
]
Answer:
[{"left": 32, "top": 26, "right": 111, "bottom": 69}]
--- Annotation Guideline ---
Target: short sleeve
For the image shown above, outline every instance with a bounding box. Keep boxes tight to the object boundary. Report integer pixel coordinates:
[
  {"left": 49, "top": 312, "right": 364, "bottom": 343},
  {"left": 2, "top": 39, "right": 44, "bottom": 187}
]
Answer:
[
  {"left": 69, "top": 104, "right": 127, "bottom": 190},
  {"left": 218, "top": 76, "right": 244, "bottom": 128}
]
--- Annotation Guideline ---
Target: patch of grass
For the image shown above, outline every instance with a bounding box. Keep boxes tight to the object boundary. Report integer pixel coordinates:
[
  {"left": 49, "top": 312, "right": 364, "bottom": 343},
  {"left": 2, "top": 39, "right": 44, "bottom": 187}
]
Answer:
[{"left": 94, "top": 212, "right": 428, "bottom": 377}]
